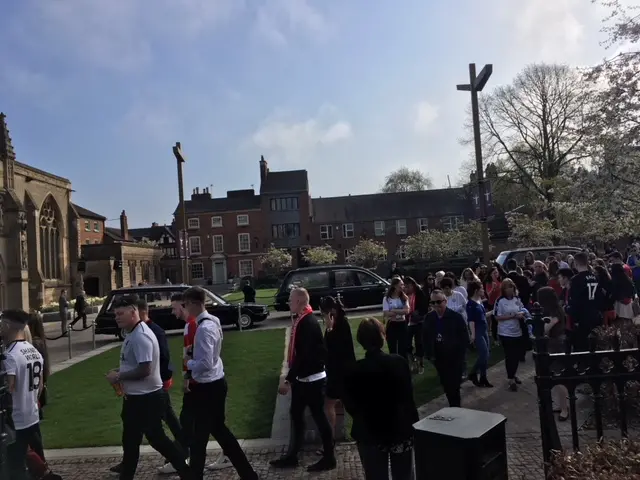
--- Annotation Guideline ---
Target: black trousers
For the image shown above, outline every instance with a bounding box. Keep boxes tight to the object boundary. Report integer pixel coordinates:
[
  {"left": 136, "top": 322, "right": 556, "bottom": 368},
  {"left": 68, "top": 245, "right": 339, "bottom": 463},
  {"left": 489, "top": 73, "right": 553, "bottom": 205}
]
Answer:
[
  {"left": 407, "top": 323, "right": 424, "bottom": 358},
  {"left": 179, "top": 390, "right": 195, "bottom": 458},
  {"left": 7, "top": 423, "right": 45, "bottom": 480},
  {"left": 120, "top": 390, "right": 188, "bottom": 480},
  {"left": 434, "top": 355, "right": 462, "bottom": 407},
  {"left": 387, "top": 322, "right": 408, "bottom": 359},
  {"left": 288, "top": 378, "right": 334, "bottom": 459},
  {"left": 70, "top": 311, "right": 87, "bottom": 328},
  {"left": 357, "top": 442, "right": 413, "bottom": 480},
  {"left": 161, "top": 388, "right": 187, "bottom": 461},
  {"left": 190, "top": 378, "right": 257, "bottom": 480},
  {"left": 500, "top": 335, "right": 523, "bottom": 380}
]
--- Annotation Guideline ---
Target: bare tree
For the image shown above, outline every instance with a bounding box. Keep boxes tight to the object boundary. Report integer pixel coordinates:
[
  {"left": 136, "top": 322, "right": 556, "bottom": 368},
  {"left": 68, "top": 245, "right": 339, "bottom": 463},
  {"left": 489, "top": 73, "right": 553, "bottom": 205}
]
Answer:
[
  {"left": 381, "top": 167, "right": 433, "bottom": 193},
  {"left": 475, "top": 64, "right": 592, "bottom": 208}
]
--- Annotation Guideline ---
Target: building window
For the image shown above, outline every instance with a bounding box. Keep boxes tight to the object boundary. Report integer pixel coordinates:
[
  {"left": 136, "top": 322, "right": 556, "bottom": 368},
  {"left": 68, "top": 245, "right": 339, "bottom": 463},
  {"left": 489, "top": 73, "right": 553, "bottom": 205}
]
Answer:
[
  {"left": 40, "top": 197, "right": 62, "bottom": 280},
  {"left": 211, "top": 216, "right": 222, "bottom": 228},
  {"left": 397, "top": 246, "right": 407, "bottom": 260},
  {"left": 85, "top": 239, "right": 91, "bottom": 244},
  {"left": 374, "top": 221, "right": 385, "bottom": 236},
  {"left": 141, "top": 261, "right": 151, "bottom": 282},
  {"left": 270, "top": 197, "right": 299, "bottom": 211},
  {"left": 213, "top": 235, "right": 224, "bottom": 253},
  {"left": 272, "top": 223, "right": 300, "bottom": 239},
  {"left": 342, "top": 223, "right": 354, "bottom": 238},
  {"left": 418, "top": 218, "right": 428, "bottom": 232},
  {"left": 344, "top": 249, "right": 353, "bottom": 262},
  {"left": 191, "top": 262, "right": 204, "bottom": 280},
  {"left": 84, "top": 220, "right": 90, "bottom": 231},
  {"left": 396, "top": 219, "right": 407, "bottom": 235},
  {"left": 187, "top": 218, "right": 200, "bottom": 229},
  {"left": 238, "top": 233, "right": 250, "bottom": 252},
  {"left": 237, "top": 214, "right": 249, "bottom": 226},
  {"left": 128, "top": 260, "right": 137, "bottom": 284},
  {"left": 442, "top": 215, "right": 465, "bottom": 231},
  {"left": 238, "top": 259, "right": 254, "bottom": 277},
  {"left": 189, "top": 236, "right": 201, "bottom": 255},
  {"left": 93, "top": 221, "right": 99, "bottom": 232},
  {"left": 320, "top": 225, "right": 334, "bottom": 240}
]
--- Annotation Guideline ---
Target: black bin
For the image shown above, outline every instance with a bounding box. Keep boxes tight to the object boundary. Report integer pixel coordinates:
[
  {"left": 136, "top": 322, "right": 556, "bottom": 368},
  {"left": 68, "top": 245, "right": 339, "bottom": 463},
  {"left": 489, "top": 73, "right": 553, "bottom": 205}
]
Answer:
[{"left": 413, "top": 407, "right": 507, "bottom": 480}]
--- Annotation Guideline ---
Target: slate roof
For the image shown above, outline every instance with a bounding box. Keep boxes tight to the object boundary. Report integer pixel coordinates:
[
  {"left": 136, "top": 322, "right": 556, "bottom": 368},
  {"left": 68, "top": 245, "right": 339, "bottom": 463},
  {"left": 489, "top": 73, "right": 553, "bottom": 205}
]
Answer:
[
  {"left": 178, "top": 190, "right": 261, "bottom": 215},
  {"left": 129, "top": 225, "right": 175, "bottom": 243},
  {"left": 312, "top": 188, "right": 472, "bottom": 223},
  {"left": 260, "top": 170, "right": 308, "bottom": 194},
  {"left": 71, "top": 203, "right": 107, "bottom": 221},
  {"left": 105, "top": 227, "right": 125, "bottom": 241}
]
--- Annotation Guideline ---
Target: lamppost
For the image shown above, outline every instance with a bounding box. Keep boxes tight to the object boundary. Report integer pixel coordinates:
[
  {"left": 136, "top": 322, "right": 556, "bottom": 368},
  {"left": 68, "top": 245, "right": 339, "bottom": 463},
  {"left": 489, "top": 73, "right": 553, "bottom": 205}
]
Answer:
[
  {"left": 172, "top": 142, "right": 189, "bottom": 284},
  {"left": 457, "top": 63, "right": 493, "bottom": 265}
]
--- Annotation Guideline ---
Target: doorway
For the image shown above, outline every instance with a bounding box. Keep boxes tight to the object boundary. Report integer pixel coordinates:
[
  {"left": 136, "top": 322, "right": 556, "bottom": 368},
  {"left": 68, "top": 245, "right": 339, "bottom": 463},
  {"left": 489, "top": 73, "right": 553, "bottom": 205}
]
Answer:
[
  {"left": 84, "top": 277, "right": 100, "bottom": 297},
  {"left": 213, "top": 261, "right": 226, "bottom": 284}
]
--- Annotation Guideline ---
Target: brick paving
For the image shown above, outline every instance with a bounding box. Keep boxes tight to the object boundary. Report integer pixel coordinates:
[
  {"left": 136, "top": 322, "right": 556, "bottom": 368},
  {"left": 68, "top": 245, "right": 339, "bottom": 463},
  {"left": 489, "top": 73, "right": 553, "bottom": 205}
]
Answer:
[{"left": 47, "top": 353, "right": 604, "bottom": 479}]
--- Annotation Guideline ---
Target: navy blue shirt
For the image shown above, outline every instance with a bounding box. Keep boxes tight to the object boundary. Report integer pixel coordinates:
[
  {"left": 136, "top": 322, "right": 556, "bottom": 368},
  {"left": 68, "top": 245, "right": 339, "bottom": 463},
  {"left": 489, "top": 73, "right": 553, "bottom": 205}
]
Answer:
[
  {"left": 145, "top": 320, "right": 173, "bottom": 382},
  {"left": 466, "top": 300, "right": 487, "bottom": 336}
]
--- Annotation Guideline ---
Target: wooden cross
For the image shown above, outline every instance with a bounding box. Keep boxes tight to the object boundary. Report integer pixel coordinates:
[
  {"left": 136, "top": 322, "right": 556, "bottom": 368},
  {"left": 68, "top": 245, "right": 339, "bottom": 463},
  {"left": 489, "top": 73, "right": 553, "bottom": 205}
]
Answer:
[{"left": 173, "top": 142, "right": 186, "bottom": 163}]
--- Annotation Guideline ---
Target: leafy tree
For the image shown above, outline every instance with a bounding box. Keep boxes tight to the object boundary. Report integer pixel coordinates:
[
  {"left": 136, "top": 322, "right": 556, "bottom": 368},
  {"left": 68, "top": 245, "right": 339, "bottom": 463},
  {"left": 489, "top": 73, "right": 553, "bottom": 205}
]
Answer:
[
  {"left": 381, "top": 167, "right": 433, "bottom": 193},
  {"left": 506, "top": 213, "right": 562, "bottom": 247},
  {"left": 473, "top": 64, "right": 591, "bottom": 210},
  {"left": 348, "top": 239, "right": 387, "bottom": 268},
  {"left": 259, "top": 245, "right": 292, "bottom": 273},
  {"left": 403, "top": 221, "right": 483, "bottom": 260},
  {"left": 303, "top": 245, "right": 337, "bottom": 266}
]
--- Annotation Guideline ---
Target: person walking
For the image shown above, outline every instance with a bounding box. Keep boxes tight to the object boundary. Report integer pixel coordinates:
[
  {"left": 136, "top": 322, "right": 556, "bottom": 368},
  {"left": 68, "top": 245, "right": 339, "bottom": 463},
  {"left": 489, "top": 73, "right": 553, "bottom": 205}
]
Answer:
[
  {"left": 70, "top": 290, "right": 87, "bottom": 329},
  {"left": 404, "top": 276, "right": 429, "bottom": 374},
  {"left": 382, "top": 278, "right": 410, "bottom": 359},
  {"left": 58, "top": 289, "right": 69, "bottom": 335},
  {"left": 104, "top": 296, "right": 190, "bottom": 480},
  {"left": 494, "top": 279, "right": 526, "bottom": 392},
  {"left": 271, "top": 287, "right": 336, "bottom": 472},
  {"left": 181, "top": 286, "right": 258, "bottom": 480},
  {"left": 343, "top": 318, "right": 418, "bottom": 480},
  {"left": 423, "top": 290, "right": 469, "bottom": 407},
  {"left": 466, "top": 281, "right": 493, "bottom": 388}
]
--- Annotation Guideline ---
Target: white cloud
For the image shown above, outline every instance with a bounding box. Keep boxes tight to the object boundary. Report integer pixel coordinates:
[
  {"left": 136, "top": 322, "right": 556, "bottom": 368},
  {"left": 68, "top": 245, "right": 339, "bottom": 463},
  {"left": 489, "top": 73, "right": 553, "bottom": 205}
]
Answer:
[
  {"left": 252, "top": 109, "right": 352, "bottom": 163},
  {"left": 255, "top": 0, "right": 329, "bottom": 46},
  {"left": 413, "top": 101, "right": 439, "bottom": 134}
]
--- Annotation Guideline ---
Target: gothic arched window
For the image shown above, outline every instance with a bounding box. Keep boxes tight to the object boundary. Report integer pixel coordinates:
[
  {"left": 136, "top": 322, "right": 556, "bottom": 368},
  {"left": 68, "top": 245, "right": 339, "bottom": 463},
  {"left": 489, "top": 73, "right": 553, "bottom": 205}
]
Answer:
[{"left": 40, "top": 198, "right": 61, "bottom": 280}]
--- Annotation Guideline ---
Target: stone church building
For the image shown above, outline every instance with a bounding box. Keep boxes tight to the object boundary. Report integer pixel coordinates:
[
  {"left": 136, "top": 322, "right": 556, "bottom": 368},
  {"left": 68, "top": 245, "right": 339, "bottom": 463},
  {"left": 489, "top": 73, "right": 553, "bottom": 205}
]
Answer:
[{"left": 0, "top": 113, "right": 82, "bottom": 311}]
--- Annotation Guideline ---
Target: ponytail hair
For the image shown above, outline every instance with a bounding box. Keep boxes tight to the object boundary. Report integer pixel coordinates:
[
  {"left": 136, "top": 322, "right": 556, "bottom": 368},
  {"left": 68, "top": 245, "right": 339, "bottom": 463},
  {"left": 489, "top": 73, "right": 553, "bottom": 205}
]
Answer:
[{"left": 319, "top": 296, "right": 347, "bottom": 325}]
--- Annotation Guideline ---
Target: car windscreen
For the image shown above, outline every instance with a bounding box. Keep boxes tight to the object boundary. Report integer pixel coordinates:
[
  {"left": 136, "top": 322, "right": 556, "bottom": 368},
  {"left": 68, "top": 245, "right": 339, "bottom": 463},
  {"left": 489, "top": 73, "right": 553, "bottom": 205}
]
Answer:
[
  {"left": 206, "top": 291, "right": 227, "bottom": 305},
  {"left": 283, "top": 271, "right": 330, "bottom": 290},
  {"left": 495, "top": 252, "right": 508, "bottom": 266},
  {"left": 103, "top": 289, "right": 182, "bottom": 312}
]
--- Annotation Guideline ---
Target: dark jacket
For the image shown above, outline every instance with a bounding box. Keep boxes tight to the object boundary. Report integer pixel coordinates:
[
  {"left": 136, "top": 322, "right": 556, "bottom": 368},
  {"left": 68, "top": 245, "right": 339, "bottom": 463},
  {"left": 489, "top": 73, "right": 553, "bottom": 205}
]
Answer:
[
  {"left": 286, "top": 313, "right": 327, "bottom": 383},
  {"left": 413, "top": 287, "right": 430, "bottom": 317},
  {"left": 507, "top": 271, "right": 532, "bottom": 306},
  {"left": 75, "top": 294, "right": 86, "bottom": 313},
  {"left": 145, "top": 320, "right": 173, "bottom": 382},
  {"left": 422, "top": 308, "right": 469, "bottom": 362},
  {"left": 324, "top": 318, "right": 356, "bottom": 379},
  {"left": 242, "top": 285, "right": 256, "bottom": 303},
  {"left": 342, "top": 350, "right": 418, "bottom": 446}
]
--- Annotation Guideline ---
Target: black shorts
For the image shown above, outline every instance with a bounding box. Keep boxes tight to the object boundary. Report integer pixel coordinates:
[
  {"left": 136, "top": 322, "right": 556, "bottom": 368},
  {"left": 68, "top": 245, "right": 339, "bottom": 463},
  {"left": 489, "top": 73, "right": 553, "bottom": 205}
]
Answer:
[{"left": 325, "top": 376, "right": 344, "bottom": 400}]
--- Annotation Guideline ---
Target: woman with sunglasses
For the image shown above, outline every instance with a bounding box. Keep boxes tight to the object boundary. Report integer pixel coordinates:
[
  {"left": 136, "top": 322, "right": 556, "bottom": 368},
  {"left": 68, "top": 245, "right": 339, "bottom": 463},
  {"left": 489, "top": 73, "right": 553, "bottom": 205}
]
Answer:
[
  {"left": 319, "top": 296, "right": 356, "bottom": 443},
  {"left": 382, "top": 278, "right": 410, "bottom": 358}
]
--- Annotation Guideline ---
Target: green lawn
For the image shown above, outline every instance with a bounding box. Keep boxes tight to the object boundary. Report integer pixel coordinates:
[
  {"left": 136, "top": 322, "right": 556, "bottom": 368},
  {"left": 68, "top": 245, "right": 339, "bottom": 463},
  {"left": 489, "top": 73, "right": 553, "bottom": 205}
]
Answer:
[
  {"left": 41, "top": 328, "right": 284, "bottom": 449},
  {"left": 225, "top": 288, "right": 278, "bottom": 310},
  {"left": 344, "top": 317, "right": 504, "bottom": 437}
]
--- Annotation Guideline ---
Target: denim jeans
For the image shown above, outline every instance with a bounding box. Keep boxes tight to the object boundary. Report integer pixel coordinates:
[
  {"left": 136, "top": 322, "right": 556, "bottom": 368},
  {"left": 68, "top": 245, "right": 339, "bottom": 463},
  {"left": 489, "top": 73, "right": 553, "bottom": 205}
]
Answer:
[{"left": 472, "top": 331, "right": 490, "bottom": 378}]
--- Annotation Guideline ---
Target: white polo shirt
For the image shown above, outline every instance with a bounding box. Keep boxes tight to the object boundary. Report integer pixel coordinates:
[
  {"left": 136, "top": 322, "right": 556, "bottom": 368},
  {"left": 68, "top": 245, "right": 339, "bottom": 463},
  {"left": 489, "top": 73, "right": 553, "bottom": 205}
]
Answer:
[
  {"left": 3, "top": 340, "right": 43, "bottom": 430},
  {"left": 119, "top": 321, "right": 162, "bottom": 395},
  {"left": 186, "top": 311, "right": 225, "bottom": 383}
]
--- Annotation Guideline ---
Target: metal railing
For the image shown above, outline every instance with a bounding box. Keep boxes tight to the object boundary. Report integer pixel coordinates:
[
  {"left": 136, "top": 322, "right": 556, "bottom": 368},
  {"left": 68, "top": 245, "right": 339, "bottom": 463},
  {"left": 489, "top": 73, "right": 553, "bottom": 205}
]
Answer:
[{"left": 530, "top": 305, "right": 640, "bottom": 476}]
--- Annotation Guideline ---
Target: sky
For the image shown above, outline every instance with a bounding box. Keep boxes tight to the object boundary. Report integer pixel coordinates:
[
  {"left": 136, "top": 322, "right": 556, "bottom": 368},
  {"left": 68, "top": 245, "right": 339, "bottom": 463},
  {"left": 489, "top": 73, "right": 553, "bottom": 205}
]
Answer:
[{"left": 0, "top": 0, "right": 627, "bottom": 228}]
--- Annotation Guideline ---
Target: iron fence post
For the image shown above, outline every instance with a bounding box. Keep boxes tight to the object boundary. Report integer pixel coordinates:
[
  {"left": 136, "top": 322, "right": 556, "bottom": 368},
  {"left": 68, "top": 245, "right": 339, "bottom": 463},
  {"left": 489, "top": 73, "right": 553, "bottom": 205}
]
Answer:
[
  {"left": 67, "top": 324, "right": 72, "bottom": 360},
  {"left": 92, "top": 322, "right": 96, "bottom": 350},
  {"left": 237, "top": 303, "right": 243, "bottom": 332}
]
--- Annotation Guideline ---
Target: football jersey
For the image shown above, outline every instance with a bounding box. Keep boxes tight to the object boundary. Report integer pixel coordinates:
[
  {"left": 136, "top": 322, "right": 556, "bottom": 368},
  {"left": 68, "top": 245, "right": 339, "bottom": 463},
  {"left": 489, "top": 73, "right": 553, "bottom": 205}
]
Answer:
[
  {"left": 568, "top": 271, "right": 604, "bottom": 329},
  {"left": 3, "top": 340, "right": 44, "bottom": 430},
  {"left": 119, "top": 321, "right": 162, "bottom": 395}
]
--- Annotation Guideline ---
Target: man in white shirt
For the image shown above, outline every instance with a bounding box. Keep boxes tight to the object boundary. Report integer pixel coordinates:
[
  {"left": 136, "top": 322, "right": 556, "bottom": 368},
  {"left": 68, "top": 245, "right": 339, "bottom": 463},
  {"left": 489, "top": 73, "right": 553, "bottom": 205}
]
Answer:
[
  {"left": 182, "top": 286, "right": 258, "bottom": 480},
  {"left": 2, "top": 309, "right": 46, "bottom": 480},
  {"left": 105, "top": 295, "right": 191, "bottom": 480}
]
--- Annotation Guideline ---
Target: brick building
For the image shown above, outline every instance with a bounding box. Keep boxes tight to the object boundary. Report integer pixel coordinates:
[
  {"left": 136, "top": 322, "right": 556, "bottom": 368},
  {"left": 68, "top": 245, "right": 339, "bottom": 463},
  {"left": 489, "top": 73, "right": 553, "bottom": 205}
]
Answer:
[
  {"left": 311, "top": 188, "right": 473, "bottom": 263},
  {"left": 71, "top": 203, "right": 106, "bottom": 246},
  {"left": 128, "top": 223, "right": 179, "bottom": 283}
]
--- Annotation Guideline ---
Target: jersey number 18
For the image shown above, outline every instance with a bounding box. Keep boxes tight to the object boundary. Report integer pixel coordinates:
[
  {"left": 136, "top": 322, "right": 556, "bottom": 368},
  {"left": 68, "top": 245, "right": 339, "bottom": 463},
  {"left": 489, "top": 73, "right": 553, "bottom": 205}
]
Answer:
[{"left": 27, "top": 361, "right": 43, "bottom": 392}]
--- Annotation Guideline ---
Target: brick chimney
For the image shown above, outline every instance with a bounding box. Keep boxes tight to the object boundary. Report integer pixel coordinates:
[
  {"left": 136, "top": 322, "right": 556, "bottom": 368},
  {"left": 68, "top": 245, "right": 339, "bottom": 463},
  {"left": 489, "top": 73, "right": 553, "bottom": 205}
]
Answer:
[
  {"left": 120, "top": 210, "right": 129, "bottom": 241},
  {"left": 259, "top": 155, "right": 268, "bottom": 182},
  {"left": 152, "top": 222, "right": 158, "bottom": 227}
]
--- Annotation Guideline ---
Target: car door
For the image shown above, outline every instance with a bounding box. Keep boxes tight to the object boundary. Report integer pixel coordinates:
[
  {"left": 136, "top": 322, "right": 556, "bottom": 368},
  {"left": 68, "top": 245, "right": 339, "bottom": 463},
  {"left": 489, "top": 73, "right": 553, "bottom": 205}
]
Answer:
[
  {"left": 331, "top": 269, "right": 361, "bottom": 308},
  {"left": 146, "top": 288, "right": 178, "bottom": 330},
  {"left": 287, "top": 270, "right": 332, "bottom": 310},
  {"left": 354, "top": 269, "right": 387, "bottom": 307}
]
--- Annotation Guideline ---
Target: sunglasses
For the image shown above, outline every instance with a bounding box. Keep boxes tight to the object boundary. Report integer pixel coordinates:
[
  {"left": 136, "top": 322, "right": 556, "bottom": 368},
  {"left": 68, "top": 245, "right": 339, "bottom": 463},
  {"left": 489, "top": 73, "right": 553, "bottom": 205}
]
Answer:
[{"left": 430, "top": 300, "right": 445, "bottom": 306}]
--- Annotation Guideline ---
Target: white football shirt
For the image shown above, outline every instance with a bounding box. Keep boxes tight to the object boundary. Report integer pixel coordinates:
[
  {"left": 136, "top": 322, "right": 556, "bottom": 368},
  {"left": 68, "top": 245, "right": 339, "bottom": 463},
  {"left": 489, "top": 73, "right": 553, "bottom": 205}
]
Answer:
[
  {"left": 119, "top": 321, "right": 162, "bottom": 395},
  {"left": 3, "top": 340, "right": 44, "bottom": 430}
]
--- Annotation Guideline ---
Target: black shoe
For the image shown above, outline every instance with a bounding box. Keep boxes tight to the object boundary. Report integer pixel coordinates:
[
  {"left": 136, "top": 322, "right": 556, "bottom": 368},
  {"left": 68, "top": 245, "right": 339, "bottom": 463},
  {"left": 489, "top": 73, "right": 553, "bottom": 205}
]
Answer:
[
  {"left": 514, "top": 376, "right": 522, "bottom": 385},
  {"left": 306, "top": 456, "right": 337, "bottom": 472},
  {"left": 269, "top": 456, "right": 298, "bottom": 468},
  {"left": 109, "top": 462, "right": 123, "bottom": 473},
  {"left": 42, "top": 473, "right": 63, "bottom": 480},
  {"left": 468, "top": 373, "right": 481, "bottom": 387},
  {"left": 479, "top": 377, "right": 494, "bottom": 388},
  {"left": 509, "top": 382, "right": 518, "bottom": 392}
]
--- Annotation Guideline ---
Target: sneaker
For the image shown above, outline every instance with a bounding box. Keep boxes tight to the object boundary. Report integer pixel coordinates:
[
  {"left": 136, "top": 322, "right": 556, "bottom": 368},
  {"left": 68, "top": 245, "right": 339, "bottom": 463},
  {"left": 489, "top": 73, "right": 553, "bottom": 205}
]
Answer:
[
  {"left": 42, "top": 473, "right": 63, "bottom": 480},
  {"left": 509, "top": 382, "right": 518, "bottom": 392},
  {"left": 206, "top": 455, "right": 232, "bottom": 471},
  {"left": 109, "top": 463, "right": 123, "bottom": 474},
  {"left": 158, "top": 462, "right": 177, "bottom": 474}
]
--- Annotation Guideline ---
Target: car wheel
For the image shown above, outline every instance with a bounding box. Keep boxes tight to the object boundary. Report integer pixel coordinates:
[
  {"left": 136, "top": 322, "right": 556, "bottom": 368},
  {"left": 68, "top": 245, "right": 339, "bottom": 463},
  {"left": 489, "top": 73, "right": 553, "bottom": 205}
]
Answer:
[
  {"left": 117, "top": 328, "right": 127, "bottom": 341},
  {"left": 237, "top": 314, "right": 253, "bottom": 330}
]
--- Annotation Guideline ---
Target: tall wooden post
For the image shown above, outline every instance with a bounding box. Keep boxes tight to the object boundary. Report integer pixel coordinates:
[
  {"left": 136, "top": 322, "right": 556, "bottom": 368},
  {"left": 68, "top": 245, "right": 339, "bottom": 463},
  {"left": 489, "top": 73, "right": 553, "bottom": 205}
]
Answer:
[{"left": 173, "top": 143, "right": 189, "bottom": 284}]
